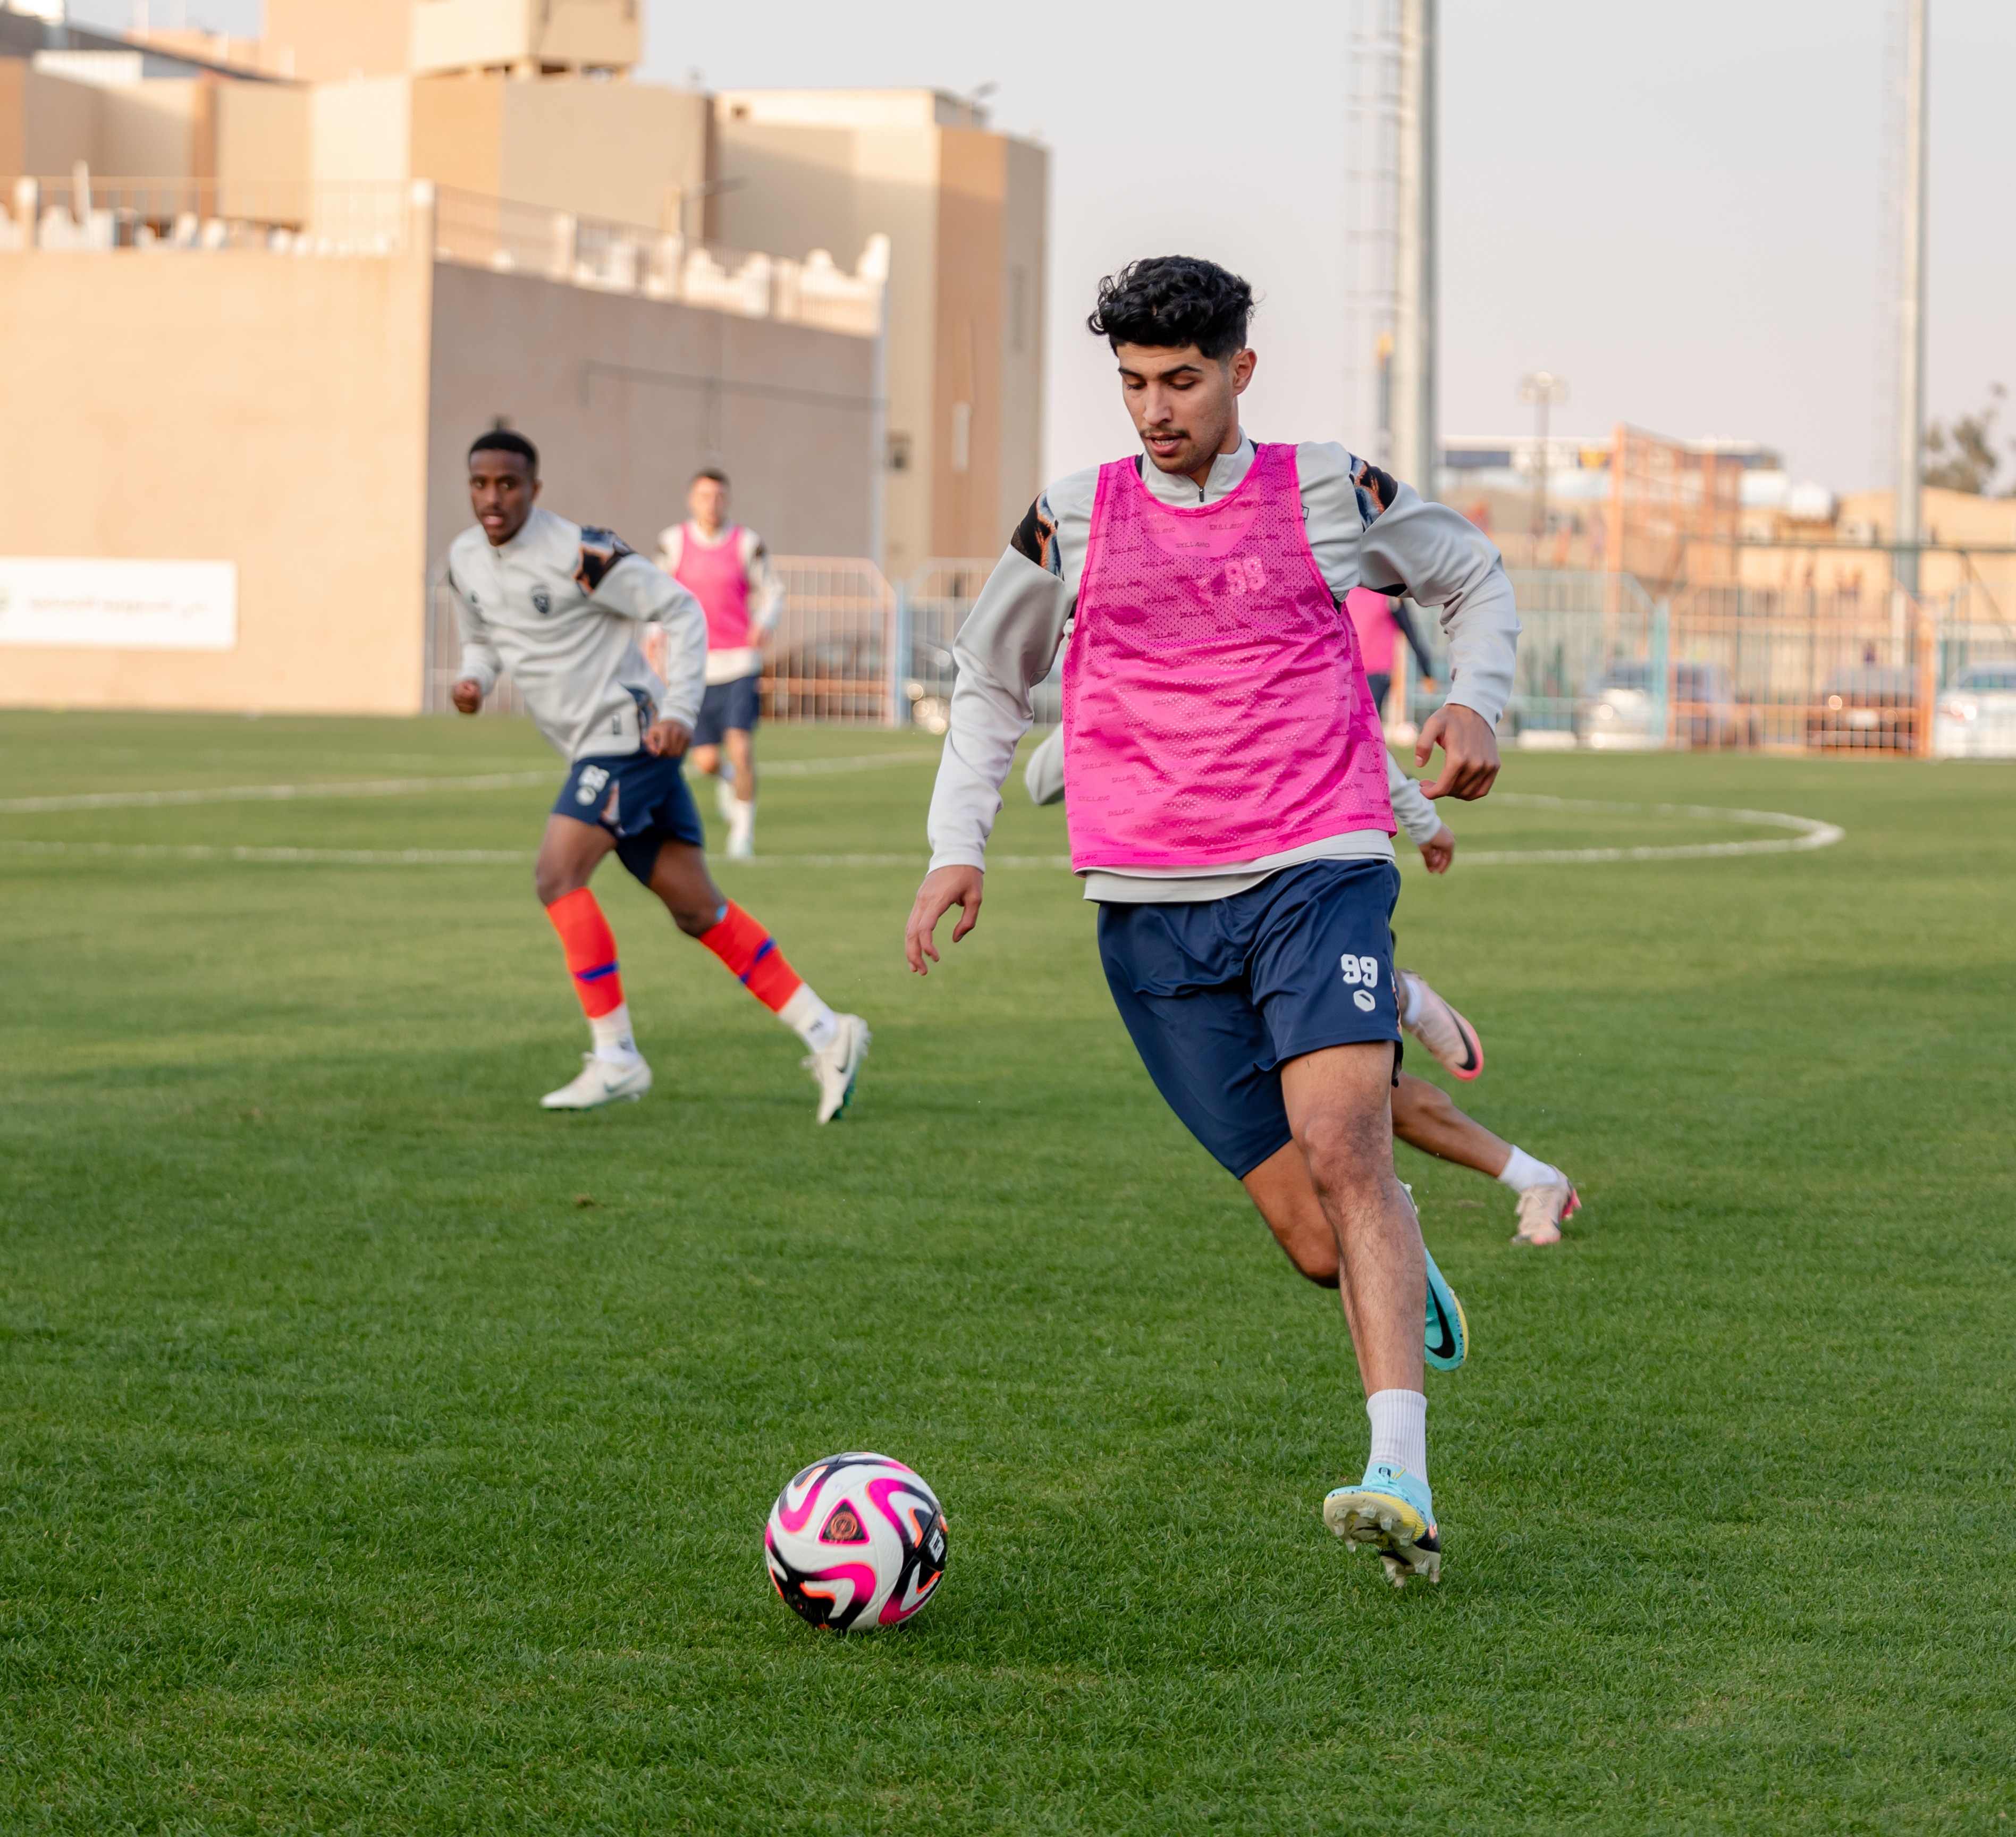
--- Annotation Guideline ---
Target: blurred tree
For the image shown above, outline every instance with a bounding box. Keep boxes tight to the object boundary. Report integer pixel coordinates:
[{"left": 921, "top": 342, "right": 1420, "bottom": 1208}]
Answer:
[{"left": 1924, "top": 383, "right": 2010, "bottom": 496}]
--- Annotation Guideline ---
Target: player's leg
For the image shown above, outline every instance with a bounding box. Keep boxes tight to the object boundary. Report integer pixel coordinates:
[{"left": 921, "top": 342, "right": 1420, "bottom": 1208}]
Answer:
[
  {"left": 1281, "top": 1045, "right": 1443, "bottom": 1587},
  {"left": 689, "top": 686, "right": 737, "bottom": 831},
  {"left": 642, "top": 839, "right": 869, "bottom": 1122},
  {"left": 1243, "top": 1137, "right": 1467, "bottom": 1371},
  {"left": 1391, "top": 1072, "right": 1580, "bottom": 1246},
  {"left": 720, "top": 726, "right": 757, "bottom": 859},
  {"left": 532, "top": 810, "right": 653, "bottom": 1110}
]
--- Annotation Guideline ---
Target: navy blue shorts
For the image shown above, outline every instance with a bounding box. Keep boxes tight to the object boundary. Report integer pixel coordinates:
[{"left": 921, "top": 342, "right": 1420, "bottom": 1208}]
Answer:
[
  {"left": 692, "top": 674, "right": 762, "bottom": 747},
  {"left": 1096, "top": 859, "right": 1404, "bottom": 1180},
  {"left": 553, "top": 750, "right": 705, "bottom": 886}
]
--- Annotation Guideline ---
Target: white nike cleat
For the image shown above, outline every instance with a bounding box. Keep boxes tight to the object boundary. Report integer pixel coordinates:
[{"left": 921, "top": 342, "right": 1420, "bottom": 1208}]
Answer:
[
  {"left": 540, "top": 1054, "right": 653, "bottom": 1110},
  {"left": 1401, "top": 971, "right": 1484, "bottom": 1081},
  {"left": 1513, "top": 1178, "right": 1581, "bottom": 1247},
  {"left": 803, "top": 1015, "right": 870, "bottom": 1123}
]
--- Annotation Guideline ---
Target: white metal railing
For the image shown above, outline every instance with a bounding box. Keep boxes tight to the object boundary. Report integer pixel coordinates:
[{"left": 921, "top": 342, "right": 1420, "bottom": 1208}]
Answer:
[
  {"left": 429, "top": 187, "right": 887, "bottom": 335},
  {"left": 0, "top": 172, "right": 889, "bottom": 340},
  {"left": 0, "top": 174, "right": 410, "bottom": 256}
]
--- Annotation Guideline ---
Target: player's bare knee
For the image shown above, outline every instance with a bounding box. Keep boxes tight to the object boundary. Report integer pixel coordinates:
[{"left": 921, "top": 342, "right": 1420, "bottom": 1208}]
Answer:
[
  {"left": 534, "top": 859, "right": 584, "bottom": 906},
  {"left": 1296, "top": 1115, "right": 1389, "bottom": 1204}
]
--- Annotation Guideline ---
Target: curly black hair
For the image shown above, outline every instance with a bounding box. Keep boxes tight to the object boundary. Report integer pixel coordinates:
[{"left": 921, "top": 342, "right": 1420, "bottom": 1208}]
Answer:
[
  {"left": 468, "top": 427, "right": 539, "bottom": 475},
  {"left": 1086, "top": 256, "right": 1255, "bottom": 360}
]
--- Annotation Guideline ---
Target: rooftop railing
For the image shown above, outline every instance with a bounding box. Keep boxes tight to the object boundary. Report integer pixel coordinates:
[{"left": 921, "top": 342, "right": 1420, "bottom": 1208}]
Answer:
[{"left": 0, "top": 172, "right": 889, "bottom": 339}]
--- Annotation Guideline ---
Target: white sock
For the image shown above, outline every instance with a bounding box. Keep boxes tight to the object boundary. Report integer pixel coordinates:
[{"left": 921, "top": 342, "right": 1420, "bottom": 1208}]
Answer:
[
  {"left": 779, "top": 982, "right": 839, "bottom": 1054},
  {"left": 589, "top": 1001, "right": 640, "bottom": 1065},
  {"left": 729, "top": 797, "right": 756, "bottom": 842},
  {"left": 1497, "top": 1145, "right": 1561, "bottom": 1192},
  {"left": 1367, "top": 1388, "right": 1428, "bottom": 1480},
  {"left": 1399, "top": 971, "right": 1423, "bottom": 1027}
]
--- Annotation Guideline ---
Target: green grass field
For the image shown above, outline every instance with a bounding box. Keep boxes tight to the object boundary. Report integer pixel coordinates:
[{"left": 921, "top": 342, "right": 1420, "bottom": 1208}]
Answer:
[{"left": 2, "top": 711, "right": 2011, "bottom": 1834}]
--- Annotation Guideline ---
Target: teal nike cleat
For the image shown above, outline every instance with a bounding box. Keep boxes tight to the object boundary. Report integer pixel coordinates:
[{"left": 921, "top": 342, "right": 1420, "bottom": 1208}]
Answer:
[
  {"left": 1323, "top": 1461, "right": 1441, "bottom": 1589},
  {"left": 1422, "top": 1243, "right": 1467, "bottom": 1371}
]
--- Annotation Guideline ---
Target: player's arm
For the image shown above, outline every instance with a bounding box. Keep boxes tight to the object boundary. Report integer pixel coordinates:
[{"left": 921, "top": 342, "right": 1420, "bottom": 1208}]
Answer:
[
  {"left": 1354, "top": 474, "right": 1517, "bottom": 800},
  {"left": 580, "top": 534, "right": 705, "bottom": 753},
  {"left": 1387, "top": 752, "right": 1454, "bottom": 874},
  {"left": 907, "top": 501, "right": 1072, "bottom": 974},
  {"left": 743, "top": 530, "right": 785, "bottom": 649},
  {"left": 448, "top": 557, "right": 500, "bottom": 715}
]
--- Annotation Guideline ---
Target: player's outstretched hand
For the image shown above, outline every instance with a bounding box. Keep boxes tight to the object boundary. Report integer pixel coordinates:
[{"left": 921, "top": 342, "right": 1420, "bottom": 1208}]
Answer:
[
  {"left": 450, "top": 678, "right": 484, "bottom": 715},
  {"left": 906, "top": 865, "right": 983, "bottom": 975},
  {"left": 1419, "top": 824, "right": 1455, "bottom": 874},
  {"left": 643, "top": 718, "right": 692, "bottom": 759},
  {"left": 1416, "top": 703, "right": 1500, "bottom": 800}
]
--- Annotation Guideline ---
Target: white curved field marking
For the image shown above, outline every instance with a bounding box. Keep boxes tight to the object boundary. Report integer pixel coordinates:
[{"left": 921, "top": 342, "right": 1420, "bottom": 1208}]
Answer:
[
  {"left": 1455, "top": 792, "right": 1843, "bottom": 865},
  {"left": 0, "top": 751, "right": 940, "bottom": 815},
  {"left": 0, "top": 840, "right": 527, "bottom": 864}
]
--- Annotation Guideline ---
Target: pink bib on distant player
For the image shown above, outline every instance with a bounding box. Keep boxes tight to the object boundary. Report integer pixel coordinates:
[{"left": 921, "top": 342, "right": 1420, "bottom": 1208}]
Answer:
[
  {"left": 674, "top": 525, "right": 752, "bottom": 651},
  {"left": 1061, "top": 443, "right": 1394, "bottom": 872}
]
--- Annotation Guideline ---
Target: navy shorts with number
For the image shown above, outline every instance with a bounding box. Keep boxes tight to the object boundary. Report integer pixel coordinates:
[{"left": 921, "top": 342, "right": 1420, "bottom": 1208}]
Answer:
[
  {"left": 553, "top": 750, "right": 705, "bottom": 886},
  {"left": 692, "top": 673, "right": 762, "bottom": 747},
  {"left": 1095, "top": 858, "right": 1404, "bottom": 1180}
]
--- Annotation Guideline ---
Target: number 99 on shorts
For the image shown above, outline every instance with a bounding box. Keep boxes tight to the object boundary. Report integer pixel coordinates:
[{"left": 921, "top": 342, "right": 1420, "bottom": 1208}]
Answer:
[{"left": 1338, "top": 954, "right": 1382, "bottom": 989}]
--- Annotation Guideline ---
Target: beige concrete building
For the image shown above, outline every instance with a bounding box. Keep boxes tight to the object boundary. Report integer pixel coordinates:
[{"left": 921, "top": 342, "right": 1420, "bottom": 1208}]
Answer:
[
  {"left": 0, "top": 184, "right": 884, "bottom": 716},
  {"left": 715, "top": 89, "right": 1048, "bottom": 572}
]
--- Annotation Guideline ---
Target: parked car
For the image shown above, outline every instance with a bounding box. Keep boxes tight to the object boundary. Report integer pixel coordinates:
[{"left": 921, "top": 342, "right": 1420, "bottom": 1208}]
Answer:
[
  {"left": 1934, "top": 661, "right": 2016, "bottom": 759},
  {"left": 1576, "top": 661, "right": 1756, "bottom": 749},
  {"left": 1807, "top": 667, "right": 1917, "bottom": 752},
  {"left": 1576, "top": 661, "right": 1660, "bottom": 750}
]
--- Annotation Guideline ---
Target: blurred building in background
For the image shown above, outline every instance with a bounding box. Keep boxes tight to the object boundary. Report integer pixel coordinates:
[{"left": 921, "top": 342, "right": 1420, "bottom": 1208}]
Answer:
[{"left": 0, "top": 3, "right": 1049, "bottom": 719}]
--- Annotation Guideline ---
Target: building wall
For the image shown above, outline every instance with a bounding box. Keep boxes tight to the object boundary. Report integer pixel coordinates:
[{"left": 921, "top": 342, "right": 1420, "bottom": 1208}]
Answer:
[
  {"left": 712, "top": 91, "right": 1047, "bottom": 574},
  {"left": 311, "top": 76, "right": 412, "bottom": 186},
  {"left": 262, "top": 0, "right": 415, "bottom": 82},
  {"left": 216, "top": 79, "right": 310, "bottom": 188},
  {"left": 494, "top": 77, "right": 707, "bottom": 226},
  {"left": 425, "top": 261, "right": 878, "bottom": 575},
  {"left": 0, "top": 246, "right": 435, "bottom": 713}
]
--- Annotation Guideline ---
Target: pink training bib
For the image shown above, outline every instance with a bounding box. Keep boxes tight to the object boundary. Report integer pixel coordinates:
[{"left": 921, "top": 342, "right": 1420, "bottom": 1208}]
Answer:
[
  {"left": 1346, "top": 585, "right": 1397, "bottom": 675},
  {"left": 674, "top": 525, "right": 752, "bottom": 651},
  {"left": 1061, "top": 443, "right": 1394, "bottom": 872}
]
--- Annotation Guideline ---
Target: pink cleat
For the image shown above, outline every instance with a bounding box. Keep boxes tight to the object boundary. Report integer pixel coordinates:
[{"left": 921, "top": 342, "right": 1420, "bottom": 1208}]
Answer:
[{"left": 1401, "top": 971, "right": 1484, "bottom": 1081}]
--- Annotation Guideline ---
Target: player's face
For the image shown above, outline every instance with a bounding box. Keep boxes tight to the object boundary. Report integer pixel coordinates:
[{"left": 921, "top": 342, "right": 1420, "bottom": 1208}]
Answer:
[
  {"left": 689, "top": 477, "right": 728, "bottom": 532},
  {"left": 1114, "top": 342, "right": 1257, "bottom": 481},
  {"left": 469, "top": 451, "right": 539, "bottom": 547}
]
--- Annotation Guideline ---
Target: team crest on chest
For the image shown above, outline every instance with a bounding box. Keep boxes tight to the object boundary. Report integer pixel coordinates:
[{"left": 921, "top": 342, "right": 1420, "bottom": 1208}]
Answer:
[{"left": 532, "top": 589, "right": 553, "bottom": 617}]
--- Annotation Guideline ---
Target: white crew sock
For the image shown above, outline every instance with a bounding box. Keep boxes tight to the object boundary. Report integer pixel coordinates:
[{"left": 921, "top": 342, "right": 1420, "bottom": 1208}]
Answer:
[
  {"left": 778, "top": 982, "right": 839, "bottom": 1054},
  {"left": 1367, "top": 1388, "right": 1428, "bottom": 1480},
  {"left": 715, "top": 774, "right": 737, "bottom": 822},
  {"left": 1497, "top": 1145, "right": 1562, "bottom": 1192},
  {"left": 729, "top": 797, "right": 756, "bottom": 846},
  {"left": 589, "top": 1001, "right": 641, "bottom": 1065},
  {"left": 1398, "top": 971, "right": 1424, "bottom": 1027}
]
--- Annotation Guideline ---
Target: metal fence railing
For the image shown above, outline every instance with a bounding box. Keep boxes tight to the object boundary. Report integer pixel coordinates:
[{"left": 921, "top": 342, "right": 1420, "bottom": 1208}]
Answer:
[
  {"left": 1, "top": 175, "right": 411, "bottom": 255},
  {"left": 421, "top": 554, "right": 2016, "bottom": 756}
]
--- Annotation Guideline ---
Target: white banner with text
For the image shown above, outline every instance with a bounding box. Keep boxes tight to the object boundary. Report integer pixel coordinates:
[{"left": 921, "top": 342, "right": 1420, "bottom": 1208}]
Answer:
[{"left": 0, "top": 558, "right": 238, "bottom": 651}]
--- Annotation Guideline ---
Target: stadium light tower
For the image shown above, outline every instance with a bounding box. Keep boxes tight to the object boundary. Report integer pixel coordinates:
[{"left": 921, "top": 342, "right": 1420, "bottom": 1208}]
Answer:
[
  {"left": 1893, "top": 0, "right": 1929, "bottom": 596},
  {"left": 1390, "top": 0, "right": 1438, "bottom": 498},
  {"left": 1519, "top": 370, "right": 1568, "bottom": 546}
]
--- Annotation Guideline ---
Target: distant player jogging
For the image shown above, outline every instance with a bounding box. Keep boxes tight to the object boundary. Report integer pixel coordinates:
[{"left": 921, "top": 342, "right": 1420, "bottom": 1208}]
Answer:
[
  {"left": 905, "top": 257, "right": 1521, "bottom": 1587},
  {"left": 448, "top": 431, "right": 868, "bottom": 1120},
  {"left": 1025, "top": 727, "right": 1581, "bottom": 1247},
  {"left": 656, "top": 469, "right": 783, "bottom": 861}
]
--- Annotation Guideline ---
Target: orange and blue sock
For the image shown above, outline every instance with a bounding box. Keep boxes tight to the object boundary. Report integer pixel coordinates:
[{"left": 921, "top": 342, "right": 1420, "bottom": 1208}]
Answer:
[
  {"left": 547, "top": 887, "right": 638, "bottom": 1063},
  {"left": 698, "top": 901, "right": 838, "bottom": 1050}
]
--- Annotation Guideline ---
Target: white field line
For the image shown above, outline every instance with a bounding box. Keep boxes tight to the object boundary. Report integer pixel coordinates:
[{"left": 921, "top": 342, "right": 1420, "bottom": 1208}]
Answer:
[
  {"left": 1456, "top": 793, "right": 1844, "bottom": 865},
  {"left": 0, "top": 751, "right": 941, "bottom": 815},
  {"left": 0, "top": 840, "right": 528, "bottom": 864}
]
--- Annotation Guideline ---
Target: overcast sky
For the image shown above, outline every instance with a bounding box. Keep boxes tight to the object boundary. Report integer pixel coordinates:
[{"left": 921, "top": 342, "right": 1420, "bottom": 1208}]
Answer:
[{"left": 81, "top": 1, "right": 2014, "bottom": 492}]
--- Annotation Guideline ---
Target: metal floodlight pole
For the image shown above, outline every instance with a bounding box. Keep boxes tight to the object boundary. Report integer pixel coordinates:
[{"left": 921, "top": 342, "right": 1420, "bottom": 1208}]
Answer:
[
  {"left": 1390, "top": 0, "right": 1437, "bottom": 498},
  {"left": 1519, "top": 370, "right": 1568, "bottom": 551},
  {"left": 1894, "top": 0, "right": 1929, "bottom": 596}
]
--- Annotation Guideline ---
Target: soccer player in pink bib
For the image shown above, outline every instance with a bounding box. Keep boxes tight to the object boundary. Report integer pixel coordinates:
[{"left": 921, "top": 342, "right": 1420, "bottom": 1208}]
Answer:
[
  {"left": 656, "top": 469, "right": 784, "bottom": 861},
  {"left": 904, "top": 257, "right": 1521, "bottom": 1588}
]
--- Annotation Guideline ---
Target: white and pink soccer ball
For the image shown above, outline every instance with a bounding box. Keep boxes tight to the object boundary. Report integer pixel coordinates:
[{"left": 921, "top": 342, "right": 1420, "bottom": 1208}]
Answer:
[{"left": 764, "top": 1452, "right": 948, "bottom": 1633}]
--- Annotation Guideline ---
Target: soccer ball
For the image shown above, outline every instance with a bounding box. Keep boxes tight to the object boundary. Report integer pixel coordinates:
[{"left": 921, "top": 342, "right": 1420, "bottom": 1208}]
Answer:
[{"left": 764, "top": 1452, "right": 948, "bottom": 1633}]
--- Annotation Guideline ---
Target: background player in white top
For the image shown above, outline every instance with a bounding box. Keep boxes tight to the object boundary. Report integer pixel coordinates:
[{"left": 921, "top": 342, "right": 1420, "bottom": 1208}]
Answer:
[
  {"left": 1026, "top": 728, "right": 1581, "bottom": 1245},
  {"left": 656, "top": 470, "right": 783, "bottom": 861},
  {"left": 448, "top": 431, "right": 868, "bottom": 1120}
]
